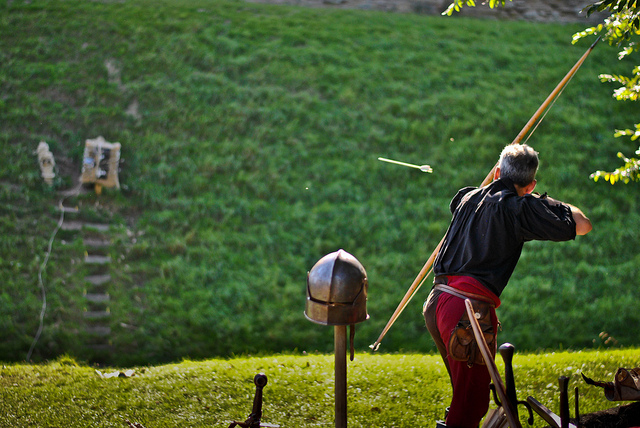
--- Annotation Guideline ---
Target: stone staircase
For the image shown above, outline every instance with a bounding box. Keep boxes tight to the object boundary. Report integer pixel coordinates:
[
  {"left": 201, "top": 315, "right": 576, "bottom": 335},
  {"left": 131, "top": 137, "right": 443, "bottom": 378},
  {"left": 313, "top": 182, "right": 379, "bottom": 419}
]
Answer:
[{"left": 60, "top": 205, "right": 115, "bottom": 356}]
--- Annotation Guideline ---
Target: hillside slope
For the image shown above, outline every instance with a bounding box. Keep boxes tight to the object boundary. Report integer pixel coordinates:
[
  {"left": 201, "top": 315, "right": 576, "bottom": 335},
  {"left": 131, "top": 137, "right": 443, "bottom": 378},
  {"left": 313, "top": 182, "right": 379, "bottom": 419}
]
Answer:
[{"left": 1, "top": 0, "right": 638, "bottom": 365}]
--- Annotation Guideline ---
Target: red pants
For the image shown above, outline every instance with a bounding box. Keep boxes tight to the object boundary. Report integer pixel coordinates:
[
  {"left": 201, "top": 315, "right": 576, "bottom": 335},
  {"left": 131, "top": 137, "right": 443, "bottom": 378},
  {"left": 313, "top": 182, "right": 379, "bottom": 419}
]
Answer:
[{"left": 424, "top": 277, "right": 499, "bottom": 428}]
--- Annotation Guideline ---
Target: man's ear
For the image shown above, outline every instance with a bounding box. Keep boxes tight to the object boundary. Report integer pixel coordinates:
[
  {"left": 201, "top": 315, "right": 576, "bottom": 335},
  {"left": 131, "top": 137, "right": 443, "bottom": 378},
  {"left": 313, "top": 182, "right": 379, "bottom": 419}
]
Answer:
[
  {"left": 524, "top": 179, "right": 537, "bottom": 194},
  {"left": 494, "top": 167, "right": 501, "bottom": 180}
]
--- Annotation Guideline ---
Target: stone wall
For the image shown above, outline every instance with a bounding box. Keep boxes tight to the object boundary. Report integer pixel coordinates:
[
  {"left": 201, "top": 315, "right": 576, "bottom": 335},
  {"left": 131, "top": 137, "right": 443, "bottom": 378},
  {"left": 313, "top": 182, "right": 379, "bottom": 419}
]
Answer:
[{"left": 245, "top": 0, "right": 608, "bottom": 24}]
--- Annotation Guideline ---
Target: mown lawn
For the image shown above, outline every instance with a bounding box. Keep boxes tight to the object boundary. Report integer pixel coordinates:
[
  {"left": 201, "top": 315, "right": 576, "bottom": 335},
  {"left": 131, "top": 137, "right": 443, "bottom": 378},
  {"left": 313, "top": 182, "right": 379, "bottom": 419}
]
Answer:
[{"left": 1, "top": 349, "right": 639, "bottom": 427}]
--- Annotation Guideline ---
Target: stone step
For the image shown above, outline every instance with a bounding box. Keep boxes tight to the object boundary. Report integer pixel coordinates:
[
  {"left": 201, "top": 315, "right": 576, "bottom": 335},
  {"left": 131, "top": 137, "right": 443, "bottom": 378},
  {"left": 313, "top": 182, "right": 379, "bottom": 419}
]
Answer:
[
  {"left": 84, "top": 254, "right": 111, "bottom": 264},
  {"left": 85, "top": 293, "right": 110, "bottom": 303},
  {"left": 85, "top": 274, "right": 111, "bottom": 286},
  {"left": 61, "top": 221, "right": 111, "bottom": 232},
  {"left": 86, "top": 343, "right": 113, "bottom": 352},
  {"left": 119, "top": 322, "right": 138, "bottom": 331},
  {"left": 60, "top": 221, "right": 85, "bottom": 231},
  {"left": 83, "top": 310, "right": 110, "bottom": 320},
  {"left": 84, "top": 222, "right": 112, "bottom": 232},
  {"left": 59, "top": 206, "right": 80, "bottom": 214},
  {"left": 83, "top": 238, "right": 111, "bottom": 248},
  {"left": 85, "top": 326, "right": 111, "bottom": 336}
]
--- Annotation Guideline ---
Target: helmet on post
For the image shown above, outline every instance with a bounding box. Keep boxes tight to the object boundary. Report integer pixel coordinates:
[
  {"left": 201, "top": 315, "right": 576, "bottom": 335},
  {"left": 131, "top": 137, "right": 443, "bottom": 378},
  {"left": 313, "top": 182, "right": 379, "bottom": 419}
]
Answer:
[{"left": 305, "top": 249, "right": 368, "bottom": 326}]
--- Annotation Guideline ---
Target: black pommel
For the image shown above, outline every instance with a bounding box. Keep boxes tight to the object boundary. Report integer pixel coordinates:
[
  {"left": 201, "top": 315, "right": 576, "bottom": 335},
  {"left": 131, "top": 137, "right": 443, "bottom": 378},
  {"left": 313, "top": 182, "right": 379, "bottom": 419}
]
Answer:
[
  {"left": 254, "top": 373, "right": 268, "bottom": 388},
  {"left": 499, "top": 343, "right": 515, "bottom": 364},
  {"left": 499, "top": 343, "right": 518, "bottom": 417}
]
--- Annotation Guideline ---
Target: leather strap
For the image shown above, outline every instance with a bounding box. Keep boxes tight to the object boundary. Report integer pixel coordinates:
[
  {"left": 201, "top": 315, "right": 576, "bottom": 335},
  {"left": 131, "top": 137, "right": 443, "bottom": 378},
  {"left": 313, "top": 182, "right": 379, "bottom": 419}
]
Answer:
[{"left": 434, "top": 283, "right": 496, "bottom": 307}]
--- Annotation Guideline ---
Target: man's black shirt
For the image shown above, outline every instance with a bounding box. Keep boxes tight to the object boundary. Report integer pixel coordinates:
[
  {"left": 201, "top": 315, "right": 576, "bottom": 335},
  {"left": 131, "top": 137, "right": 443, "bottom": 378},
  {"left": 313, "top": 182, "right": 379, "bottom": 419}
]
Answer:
[{"left": 433, "top": 177, "right": 577, "bottom": 297}]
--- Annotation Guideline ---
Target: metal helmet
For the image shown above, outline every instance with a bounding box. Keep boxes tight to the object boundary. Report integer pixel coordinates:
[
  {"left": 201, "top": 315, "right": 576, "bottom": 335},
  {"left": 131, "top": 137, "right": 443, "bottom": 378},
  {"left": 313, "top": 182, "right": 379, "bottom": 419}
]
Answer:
[{"left": 305, "top": 249, "right": 369, "bottom": 326}]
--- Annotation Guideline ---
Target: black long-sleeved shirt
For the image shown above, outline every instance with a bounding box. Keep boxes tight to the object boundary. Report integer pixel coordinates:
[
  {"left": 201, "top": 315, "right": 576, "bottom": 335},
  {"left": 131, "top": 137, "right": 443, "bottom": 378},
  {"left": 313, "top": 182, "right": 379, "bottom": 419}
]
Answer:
[{"left": 433, "top": 177, "right": 577, "bottom": 297}]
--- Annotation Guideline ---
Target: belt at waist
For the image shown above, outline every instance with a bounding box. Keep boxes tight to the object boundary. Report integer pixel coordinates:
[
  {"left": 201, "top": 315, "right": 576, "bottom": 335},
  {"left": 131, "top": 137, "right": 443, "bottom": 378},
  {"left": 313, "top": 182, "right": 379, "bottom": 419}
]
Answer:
[{"left": 433, "top": 283, "right": 496, "bottom": 308}]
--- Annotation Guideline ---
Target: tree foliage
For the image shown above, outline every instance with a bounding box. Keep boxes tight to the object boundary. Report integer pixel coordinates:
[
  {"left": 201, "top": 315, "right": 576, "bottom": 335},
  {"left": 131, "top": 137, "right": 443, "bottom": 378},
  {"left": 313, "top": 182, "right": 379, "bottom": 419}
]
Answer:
[
  {"left": 577, "top": 1, "right": 640, "bottom": 183},
  {"left": 443, "top": 0, "right": 506, "bottom": 16},
  {"left": 591, "top": 148, "right": 640, "bottom": 183}
]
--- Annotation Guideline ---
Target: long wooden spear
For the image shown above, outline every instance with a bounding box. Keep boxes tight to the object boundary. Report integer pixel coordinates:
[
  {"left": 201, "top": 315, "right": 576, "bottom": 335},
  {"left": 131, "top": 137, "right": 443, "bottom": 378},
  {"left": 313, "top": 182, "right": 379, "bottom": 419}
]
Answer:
[{"left": 370, "top": 36, "right": 601, "bottom": 352}]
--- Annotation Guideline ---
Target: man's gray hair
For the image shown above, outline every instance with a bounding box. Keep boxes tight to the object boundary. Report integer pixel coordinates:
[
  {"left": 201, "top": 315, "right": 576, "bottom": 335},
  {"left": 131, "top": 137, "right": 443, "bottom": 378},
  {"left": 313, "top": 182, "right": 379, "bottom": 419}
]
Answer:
[{"left": 498, "top": 144, "right": 539, "bottom": 187}]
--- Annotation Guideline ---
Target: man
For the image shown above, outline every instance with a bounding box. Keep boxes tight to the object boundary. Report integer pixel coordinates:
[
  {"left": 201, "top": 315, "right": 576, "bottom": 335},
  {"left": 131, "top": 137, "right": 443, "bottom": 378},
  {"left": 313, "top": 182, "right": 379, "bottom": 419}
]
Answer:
[{"left": 423, "top": 143, "right": 592, "bottom": 428}]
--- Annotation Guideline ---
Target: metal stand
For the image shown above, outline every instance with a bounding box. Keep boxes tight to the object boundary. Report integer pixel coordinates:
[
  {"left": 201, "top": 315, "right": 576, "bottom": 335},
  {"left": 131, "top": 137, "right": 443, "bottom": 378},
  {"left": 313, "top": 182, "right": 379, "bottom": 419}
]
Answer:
[
  {"left": 305, "top": 250, "right": 369, "bottom": 428},
  {"left": 335, "top": 325, "right": 347, "bottom": 428}
]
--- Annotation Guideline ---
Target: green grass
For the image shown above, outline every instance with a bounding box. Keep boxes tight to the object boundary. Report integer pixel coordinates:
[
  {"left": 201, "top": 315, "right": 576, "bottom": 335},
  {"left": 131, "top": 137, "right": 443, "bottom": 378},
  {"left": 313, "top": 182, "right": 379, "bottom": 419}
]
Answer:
[
  {"left": 1, "top": 349, "right": 639, "bottom": 427},
  {"left": 1, "top": 0, "right": 640, "bottom": 366}
]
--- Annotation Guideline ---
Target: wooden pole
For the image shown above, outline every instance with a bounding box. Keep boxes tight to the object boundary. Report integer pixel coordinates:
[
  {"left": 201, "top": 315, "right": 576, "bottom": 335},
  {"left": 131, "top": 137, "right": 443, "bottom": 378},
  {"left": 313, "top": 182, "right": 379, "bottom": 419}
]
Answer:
[
  {"left": 369, "top": 236, "right": 444, "bottom": 351},
  {"left": 335, "top": 325, "right": 347, "bottom": 428},
  {"left": 465, "top": 300, "right": 522, "bottom": 428},
  {"left": 369, "top": 37, "right": 600, "bottom": 352}
]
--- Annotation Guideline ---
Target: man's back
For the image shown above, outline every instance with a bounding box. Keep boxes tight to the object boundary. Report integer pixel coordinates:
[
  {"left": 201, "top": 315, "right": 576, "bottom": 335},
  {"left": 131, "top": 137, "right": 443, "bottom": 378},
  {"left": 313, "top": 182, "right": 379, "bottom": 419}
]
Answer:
[{"left": 433, "top": 177, "right": 577, "bottom": 296}]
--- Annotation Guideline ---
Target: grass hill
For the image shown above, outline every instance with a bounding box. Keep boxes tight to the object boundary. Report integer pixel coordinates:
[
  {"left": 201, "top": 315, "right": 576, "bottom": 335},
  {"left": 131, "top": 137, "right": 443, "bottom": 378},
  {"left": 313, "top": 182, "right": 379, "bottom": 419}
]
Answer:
[{"left": 1, "top": 0, "right": 639, "bottom": 366}]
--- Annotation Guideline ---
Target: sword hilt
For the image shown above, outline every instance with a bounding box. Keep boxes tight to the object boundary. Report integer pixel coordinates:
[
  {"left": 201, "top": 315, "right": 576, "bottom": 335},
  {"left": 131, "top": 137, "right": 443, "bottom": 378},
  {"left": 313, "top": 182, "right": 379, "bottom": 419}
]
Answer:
[
  {"left": 229, "top": 373, "right": 280, "bottom": 428},
  {"left": 498, "top": 343, "right": 535, "bottom": 425},
  {"left": 250, "top": 373, "right": 268, "bottom": 423},
  {"left": 499, "top": 343, "right": 518, "bottom": 417}
]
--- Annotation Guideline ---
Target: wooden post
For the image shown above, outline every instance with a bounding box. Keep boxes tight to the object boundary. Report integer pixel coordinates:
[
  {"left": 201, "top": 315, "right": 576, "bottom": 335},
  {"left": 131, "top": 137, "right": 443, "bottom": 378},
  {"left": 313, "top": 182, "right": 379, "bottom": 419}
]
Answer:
[{"left": 335, "top": 325, "right": 347, "bottom": 428}]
